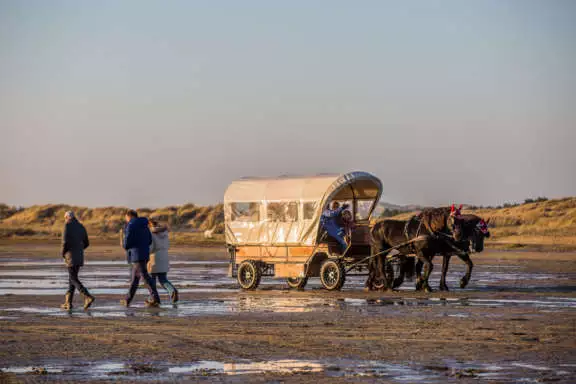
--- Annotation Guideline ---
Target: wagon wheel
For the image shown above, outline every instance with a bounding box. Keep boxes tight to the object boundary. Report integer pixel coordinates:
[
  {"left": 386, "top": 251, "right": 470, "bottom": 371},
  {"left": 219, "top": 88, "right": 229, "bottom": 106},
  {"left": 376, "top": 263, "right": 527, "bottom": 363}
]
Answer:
[
  {"left": 320, "top": 259, "right": 345, "bottom": 291},
  {"left": 237, "top": 260, "right": 261, "bottom": 290},
  {"left": 286, "top": 277, "right": 308, "bottom": 290}
]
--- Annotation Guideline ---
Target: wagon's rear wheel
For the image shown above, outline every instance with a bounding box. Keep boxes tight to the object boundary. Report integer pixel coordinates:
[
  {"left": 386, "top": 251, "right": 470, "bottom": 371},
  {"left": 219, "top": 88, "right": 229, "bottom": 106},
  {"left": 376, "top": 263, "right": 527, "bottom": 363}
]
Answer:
[
  {"left": 237, "top": 260, "right": 261, "bottom": 290},
  {"left": 320, "top": 259, "right": 345, "bottom": 291},
  {"left": 286, "top": 277, "right": 308, "bottom": 290}
]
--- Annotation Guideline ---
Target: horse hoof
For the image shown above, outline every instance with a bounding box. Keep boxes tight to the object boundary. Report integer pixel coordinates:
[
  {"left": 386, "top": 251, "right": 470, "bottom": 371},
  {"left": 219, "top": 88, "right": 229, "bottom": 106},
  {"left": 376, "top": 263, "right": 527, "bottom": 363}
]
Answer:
[
  {"left": 460, "top": 278, "right": 469, "bottom": 289},
  {"left": 439, "top": 285, "right": 449, "bottom": 292},
  {"left": 424, "top": 285, "right": 433, "bottom": 293}
]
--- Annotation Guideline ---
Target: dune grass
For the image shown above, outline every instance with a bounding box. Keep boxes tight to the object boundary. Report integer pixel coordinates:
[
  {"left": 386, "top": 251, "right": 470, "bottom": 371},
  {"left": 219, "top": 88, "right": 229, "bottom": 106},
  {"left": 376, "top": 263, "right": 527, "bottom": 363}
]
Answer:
[
  {"left": 0, "top": 203, "right": 224, "bottom": 243},
  {"left": 1, "top": 198, "right": 575, "bottom": 250}
]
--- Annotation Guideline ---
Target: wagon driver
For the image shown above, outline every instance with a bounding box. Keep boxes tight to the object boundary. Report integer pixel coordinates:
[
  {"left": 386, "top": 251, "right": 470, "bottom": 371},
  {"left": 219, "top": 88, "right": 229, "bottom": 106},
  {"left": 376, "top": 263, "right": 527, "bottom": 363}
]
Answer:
[{"left": 320, "top": 201, "right": 350, "bottom": 254}]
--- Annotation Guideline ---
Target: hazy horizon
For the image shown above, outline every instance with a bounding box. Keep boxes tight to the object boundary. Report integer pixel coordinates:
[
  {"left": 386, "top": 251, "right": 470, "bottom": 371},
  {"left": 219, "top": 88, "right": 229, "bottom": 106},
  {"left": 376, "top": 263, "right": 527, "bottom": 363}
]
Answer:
[{"left": 1, "top": 1, "right": 575, "bottom": 208}]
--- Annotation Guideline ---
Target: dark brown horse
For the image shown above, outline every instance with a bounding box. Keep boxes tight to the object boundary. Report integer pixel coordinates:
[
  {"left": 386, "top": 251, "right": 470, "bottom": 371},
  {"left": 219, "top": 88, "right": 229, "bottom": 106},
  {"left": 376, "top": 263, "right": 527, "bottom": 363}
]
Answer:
[
  {"left": 429, "top": 213, "right": 491, "bottom": 291},
  {"left": 367, "top": 207, "right": 465, "bottom": 292}
]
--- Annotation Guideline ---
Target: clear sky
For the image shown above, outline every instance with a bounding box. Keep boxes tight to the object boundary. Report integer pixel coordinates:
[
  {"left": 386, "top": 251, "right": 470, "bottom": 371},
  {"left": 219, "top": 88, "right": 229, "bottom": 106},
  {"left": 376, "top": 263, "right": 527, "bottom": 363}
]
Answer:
[{"left": 1, "top": 0, "right": 574, "bottom": 208}]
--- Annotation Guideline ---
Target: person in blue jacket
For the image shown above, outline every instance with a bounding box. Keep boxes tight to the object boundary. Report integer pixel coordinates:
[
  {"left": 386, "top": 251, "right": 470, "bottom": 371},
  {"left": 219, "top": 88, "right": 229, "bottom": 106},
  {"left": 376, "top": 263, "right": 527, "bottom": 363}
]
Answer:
[
  {"left": 320, "top": 201, "right": 350, "bottom": 254},
  {"left": 121, "top": 210, "right": 161, "bottom": 307}
]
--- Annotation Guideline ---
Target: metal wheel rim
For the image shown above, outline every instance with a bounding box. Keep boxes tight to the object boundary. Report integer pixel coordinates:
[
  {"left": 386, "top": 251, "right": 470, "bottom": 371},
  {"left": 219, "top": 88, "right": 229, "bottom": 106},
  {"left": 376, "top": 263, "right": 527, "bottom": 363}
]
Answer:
[
  {"left": 322, "top": 263, "right": 340, "bottom": 288},
  {"left": 239, "top": 265, "right": 254, "bottom": 286}
]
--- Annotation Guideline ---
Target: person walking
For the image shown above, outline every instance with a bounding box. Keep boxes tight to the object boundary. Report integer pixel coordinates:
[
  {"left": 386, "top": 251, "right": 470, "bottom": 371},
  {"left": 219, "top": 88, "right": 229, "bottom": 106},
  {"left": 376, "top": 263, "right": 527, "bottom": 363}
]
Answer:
[
  {"left": 61, "top": 211, "right": 95, "bottom": 310},
  {"left": 121, "top": 210, "right": 161, "bottom": 307},
  {"left": 148, "top": 220, "right": 179, "bottom": 304}
]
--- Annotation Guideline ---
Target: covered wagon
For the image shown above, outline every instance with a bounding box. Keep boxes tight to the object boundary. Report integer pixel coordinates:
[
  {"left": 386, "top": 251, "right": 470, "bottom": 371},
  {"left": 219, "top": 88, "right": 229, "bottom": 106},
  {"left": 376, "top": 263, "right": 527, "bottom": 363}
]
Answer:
[{"left": 224, "top": 171, "right": 382, "bottom": 290}]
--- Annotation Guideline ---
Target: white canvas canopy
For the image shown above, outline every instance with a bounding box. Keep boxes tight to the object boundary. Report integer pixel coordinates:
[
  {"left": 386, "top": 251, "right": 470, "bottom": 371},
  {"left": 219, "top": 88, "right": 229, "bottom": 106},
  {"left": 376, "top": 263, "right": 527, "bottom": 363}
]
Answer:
[{"left": 224, "top": 171, "right": 382, "bottom": 246}]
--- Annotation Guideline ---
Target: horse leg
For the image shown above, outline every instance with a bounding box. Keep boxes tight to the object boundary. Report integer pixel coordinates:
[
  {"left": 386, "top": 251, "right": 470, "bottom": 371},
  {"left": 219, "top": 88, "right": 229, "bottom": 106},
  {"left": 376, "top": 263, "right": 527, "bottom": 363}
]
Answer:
[
  {"left": 365, "top": 242, "right": 381, "bottom": 291},
  {"left": 417, "top": 252, "right": 434, "bottom": 293},
  {"left": 365, "top": 256, "right": 375, "bottom": 291},
  {"left": 392, "top": 255, "right": 407, "bottom": 289},
  {"left": 439, "top": 254, "right": 451, "bottom": 291},
  {"left": 375, "top": 255, "right": 390, "bottom": 291},
  {"left": 371, "top": 241, "right": 391, "bottom": 291},
  {"left": 457, "top": 252, "right": 474, "bottom": 288},
  {"left": 415, "top": 259, "right": 424, "bottom": 291},
  {"left": 383, "top": 257, "right": 395, "bottom": 291}
]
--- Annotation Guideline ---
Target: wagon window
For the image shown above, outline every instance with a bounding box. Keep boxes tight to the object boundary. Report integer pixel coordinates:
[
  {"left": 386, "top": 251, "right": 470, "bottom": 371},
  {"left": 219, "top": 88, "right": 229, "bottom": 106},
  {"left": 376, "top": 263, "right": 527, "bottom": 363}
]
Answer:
[
  {"left": 230, "top": 202, "right": 260, "bottom": 222},
  {"left": 356, "top": 200, "right": 375, "bottom": 221},
  {"left": 267, "top": 202, "right": 299, "bottom": 222},
  {"left": 286, "top": 202, "right": 298, "bottom": 222},
  {"left": 303, "top": 202, "right": 317, "bottom": 220}
]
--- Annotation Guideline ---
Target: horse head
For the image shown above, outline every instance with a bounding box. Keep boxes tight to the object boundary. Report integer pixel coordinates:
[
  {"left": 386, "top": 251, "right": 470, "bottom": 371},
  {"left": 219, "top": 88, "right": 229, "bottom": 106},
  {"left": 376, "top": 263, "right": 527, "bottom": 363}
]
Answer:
[{"left": 470, "top": 218, "right": 490, "bottom": 252}]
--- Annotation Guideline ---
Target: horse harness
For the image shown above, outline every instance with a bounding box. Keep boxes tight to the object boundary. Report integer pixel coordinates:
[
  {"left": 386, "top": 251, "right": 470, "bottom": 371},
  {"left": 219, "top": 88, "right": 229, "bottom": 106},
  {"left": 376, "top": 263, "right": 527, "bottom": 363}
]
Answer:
[
  {"left": 402, "top": 215, "right": 425, "bottom": 253},
  {"left": 403, "top": 214, "right": 467, "bottom": 257}
]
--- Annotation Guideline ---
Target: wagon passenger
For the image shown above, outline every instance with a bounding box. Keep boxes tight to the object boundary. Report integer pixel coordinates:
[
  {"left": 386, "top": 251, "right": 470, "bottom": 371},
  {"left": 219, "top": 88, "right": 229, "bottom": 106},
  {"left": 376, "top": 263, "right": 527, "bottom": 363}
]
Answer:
[{"left": 320, "top": 201, "right": 350, "bottom": 254}]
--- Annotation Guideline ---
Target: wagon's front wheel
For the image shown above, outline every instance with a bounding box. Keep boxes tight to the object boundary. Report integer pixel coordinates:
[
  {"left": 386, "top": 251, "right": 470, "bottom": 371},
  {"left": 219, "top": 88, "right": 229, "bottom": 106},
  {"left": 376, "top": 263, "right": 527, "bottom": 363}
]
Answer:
[
  {"left": 320, "top": 260, "right": 345, "bottom": 291},
  {"left": 287, "top": 277, "right": 308, "bottom": 290},
  {"left": 237, "top": 260, "right": 261, "bottom": 290}
]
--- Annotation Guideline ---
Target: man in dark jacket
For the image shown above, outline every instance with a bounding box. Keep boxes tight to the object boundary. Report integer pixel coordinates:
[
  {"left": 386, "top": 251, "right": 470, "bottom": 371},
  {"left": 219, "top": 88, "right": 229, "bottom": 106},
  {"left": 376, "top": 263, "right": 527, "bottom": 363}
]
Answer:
[
  {"left": 121, "top": 210, "right": 161, "bottom": 307},
  {"left": 320, "top": 201, "right": 350, "bottom": 254},
  {"left": 61, "top": 211, "right": 95, "bottom": 310}
]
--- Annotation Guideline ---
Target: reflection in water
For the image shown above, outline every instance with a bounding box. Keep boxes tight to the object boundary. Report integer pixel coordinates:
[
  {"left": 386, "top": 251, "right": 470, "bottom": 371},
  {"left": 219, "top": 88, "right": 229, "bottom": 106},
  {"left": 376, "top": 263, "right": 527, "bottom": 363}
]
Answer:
[
  {"left": 1, "top": 295, "right": 575, "bottom": 320},
  {"left": 1, "top": 359, "right": 572, "bottom": 382},
  {"left": 225, "top": 360, "right": 323, "bottom": 374},
  {"left": 1, "top": 258, "right": 574, "bottom": 297},
  {"left": 1, "top": 366, "right": 64, "bottom": 374},
  {"left": 90, "top": 362, "right": 126, "bottom": 375}
]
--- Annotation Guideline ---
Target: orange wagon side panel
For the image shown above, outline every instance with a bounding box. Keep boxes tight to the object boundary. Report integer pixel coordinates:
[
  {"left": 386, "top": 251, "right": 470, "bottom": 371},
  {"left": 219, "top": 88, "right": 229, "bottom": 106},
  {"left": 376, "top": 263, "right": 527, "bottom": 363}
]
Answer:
[{"left": 275, "top": 263, "right": 306, "bottom": 278}]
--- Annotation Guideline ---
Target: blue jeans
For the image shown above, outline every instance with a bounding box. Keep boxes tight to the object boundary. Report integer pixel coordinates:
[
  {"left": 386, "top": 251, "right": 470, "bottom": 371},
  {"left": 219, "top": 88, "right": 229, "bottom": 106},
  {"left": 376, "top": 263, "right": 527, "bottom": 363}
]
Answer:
[
  {"left": 126, "top": 261, "right": 160, "bottom": 303},
  {"left": 325, "top": 228, "right": 348, "bottom": 253},
  {"left": 151, "top": 273, "right": 177, "bottom": 300}
]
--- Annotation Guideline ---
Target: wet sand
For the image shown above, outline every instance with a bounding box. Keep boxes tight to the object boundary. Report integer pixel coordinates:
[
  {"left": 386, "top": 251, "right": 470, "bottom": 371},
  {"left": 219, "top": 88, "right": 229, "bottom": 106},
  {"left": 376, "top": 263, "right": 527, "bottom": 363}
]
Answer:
[{"left": 0, "top": 243, "right": 575, "bottom": 383}]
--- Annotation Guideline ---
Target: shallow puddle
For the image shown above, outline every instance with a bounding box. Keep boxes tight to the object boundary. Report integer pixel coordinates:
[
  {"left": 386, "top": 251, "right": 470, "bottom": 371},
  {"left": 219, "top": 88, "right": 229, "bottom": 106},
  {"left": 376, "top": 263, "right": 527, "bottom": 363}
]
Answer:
[
  {"left": 1, "top": 358, "right": 573, "bottom": 382},
  {"left": 2, "top": 294, "right": 575, "bottom": 320},
  {"left": 1, "top": 256, "right": 575, "bottom": 302},
  {"left": 1, "top": 259, "right": 574, "bottom": 297}
]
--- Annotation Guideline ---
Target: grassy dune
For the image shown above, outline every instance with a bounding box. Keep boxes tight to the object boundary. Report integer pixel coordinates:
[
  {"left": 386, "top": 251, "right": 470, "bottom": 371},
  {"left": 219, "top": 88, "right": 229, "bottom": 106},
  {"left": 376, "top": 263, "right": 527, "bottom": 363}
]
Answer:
[
  {"left": 0, "top": 203, "right": 224, "bottom": 244},
  {"left": 1, "top": 198, "right": 575, "bottom": 250}
]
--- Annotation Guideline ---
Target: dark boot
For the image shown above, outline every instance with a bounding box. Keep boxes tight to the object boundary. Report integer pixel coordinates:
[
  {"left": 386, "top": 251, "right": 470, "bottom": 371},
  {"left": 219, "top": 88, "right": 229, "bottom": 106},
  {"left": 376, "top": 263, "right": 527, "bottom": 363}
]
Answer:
[
  {"left": 61, "top": 292, "right": 73, "bottom": 310},
  {"left": 83, "top": 292, "right": 95, "bottom": 310},
  {"left": 171, "top": 289, "right": 179, "bottom": 304},
  {"left": 120, "top": 298, "right": 131, "bottom": 307},
  {"left": 144, "top": 298, "right": 160, "bottom": 308}
]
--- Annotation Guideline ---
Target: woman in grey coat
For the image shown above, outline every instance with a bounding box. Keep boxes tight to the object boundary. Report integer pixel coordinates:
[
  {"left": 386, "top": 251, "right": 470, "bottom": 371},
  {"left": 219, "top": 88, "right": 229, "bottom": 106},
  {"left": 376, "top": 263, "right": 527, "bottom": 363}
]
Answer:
[{"left": 148, "top": 220, "right": 179, "bottom": 303}]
